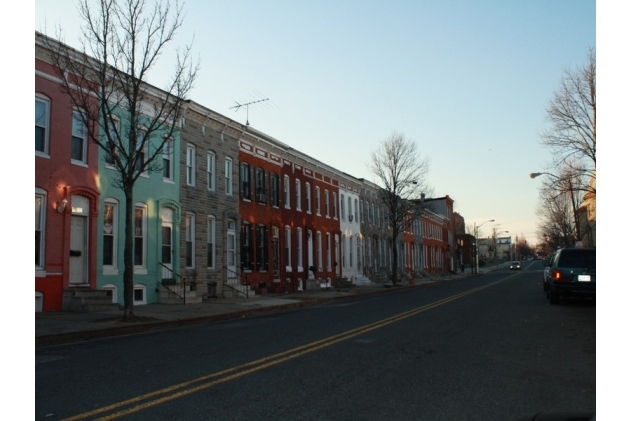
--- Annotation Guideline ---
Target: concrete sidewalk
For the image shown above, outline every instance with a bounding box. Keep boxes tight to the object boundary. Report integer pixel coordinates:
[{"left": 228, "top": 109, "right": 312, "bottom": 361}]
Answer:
[{"left": 36, "top": 264, "right": 505, "bottom": 347}]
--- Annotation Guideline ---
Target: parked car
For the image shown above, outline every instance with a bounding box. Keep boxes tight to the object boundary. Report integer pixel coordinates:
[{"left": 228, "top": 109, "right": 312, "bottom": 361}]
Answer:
[
  {"left": 544, "top": 247, "right": 596, "bottom": 305},
  {"left": 510, "top": 261, "right": 521, "bottom": 270}
]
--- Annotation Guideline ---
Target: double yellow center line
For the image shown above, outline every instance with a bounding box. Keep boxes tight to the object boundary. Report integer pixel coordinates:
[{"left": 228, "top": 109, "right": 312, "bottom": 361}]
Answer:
[{"left": 63, "top": 279, "right": 504, "bottom": 420}]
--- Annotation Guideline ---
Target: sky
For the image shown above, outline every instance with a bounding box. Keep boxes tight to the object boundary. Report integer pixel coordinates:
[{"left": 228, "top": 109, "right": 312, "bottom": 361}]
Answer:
[{"left": 33, "top": 0, "right": 596, "bottom": 242}]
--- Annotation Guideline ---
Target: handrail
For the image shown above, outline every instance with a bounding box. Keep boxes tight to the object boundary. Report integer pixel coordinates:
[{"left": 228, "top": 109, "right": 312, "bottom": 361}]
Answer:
[
  {"left": 158, "top": 262, "right": 187, "bottom": 304},
  {"left": 224, "top": 266, "right": 249, "bottom": 298}
]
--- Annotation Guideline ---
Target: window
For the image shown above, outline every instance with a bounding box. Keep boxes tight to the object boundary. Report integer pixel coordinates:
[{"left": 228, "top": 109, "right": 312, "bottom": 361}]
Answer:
[
  {"left": 297, "top": 228, "right": 303, "bottom": 270},
  {"left": 349, "top": 236, "right": 354, "bottom": 268},
  {"left": 241, "top": 222, "right": 253, "bottom": 270},
  {"left": 295, "top": 180, "right": 302, "bottom": 210},
  {"left": 133, "top": 284, "right": 147, "bottom": 305},
  {"left": 257, "top": 225, "right": 268, "bottom": 271},
  {"left": 341, "top": 235, "right": 346, "bottom": 267},
  {"left": 35, "top": 95, "right": 50, "bottom": 155},
  {"left": 317, "top": 231, "right": 322, "bottom": 269},
  {"left": 71, "top": 109, "right": 87, "bottom": 164},
  {"left": 134, "top": 205, "right": 147, "bottom": 268},
  {"left": 325, "top": 190, "right": 330, "bottom": 217},
  {"left": 285, "top": 226, "right": 292, "bottom": 270},
  {"left": 284, "top": 176, "right": 290, "bottom": 208},
  {"left": 255, "top": 168, "right": 266, "bottom": 203},
  {"left": 341, "top": 194, "right": 345, "bottom": 221},
  {"left": 185, "top": 213, "right": 195, "bottom": 268},
  {"left": 354, "top": 199, "right": 358, "bottom": 223},
  {"left": 103, "top": 200, "right": 117, "bottom": 268},
  {"left": 135, "top": 129, "right": 147, "bottom": 174},
  {"left": 35, "top": 191, "right": 46, "bottom": 269},
  {"left": 105, "top": 117, "right": 120, "bottom": 166},
  {"left": 186, "top": 145, "right": 195, "bottom": 186},
  {"left": 315, "top": 187, "right": 321, "bottom": 216},
  {"left": 240, "top": 162, "right": 251, "bottom": 200},
  {"left": 270, "top": 173, "right": 280, "bottom": 207},
  {"left": 305, "top": 183, "right": 311, "bottom": 213},
  {"left": 326, "top": 233, "right": 332, "bottom": 271},
  {"left": 333, "top": 192, "right": 337, "bottom": 219},
  {"left": 348, "top": 197, "right": 352, "bottom": 221},
  {"left": 207, "top": 152, "right": 215, "bottom": 191},
  {"left": 207, "top": 216, "right": 215, "bottom": 269},
  {"left": 162, "top": 138, "right": 173, "bottom": 180},
  {"left": 225, "top": 158, "right": 233, "bottom": 195}
]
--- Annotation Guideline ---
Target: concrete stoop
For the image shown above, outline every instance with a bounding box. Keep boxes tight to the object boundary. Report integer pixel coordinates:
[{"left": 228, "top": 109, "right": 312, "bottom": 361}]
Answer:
[
  {"left": 157, "top": 285, "right": 203, "bottom": 304},
  {"left": 62, "top": 289, "right": 120, "bottom": 312}
]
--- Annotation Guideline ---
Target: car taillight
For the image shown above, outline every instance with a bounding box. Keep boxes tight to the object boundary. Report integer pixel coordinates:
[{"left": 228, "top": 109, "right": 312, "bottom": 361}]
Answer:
[{"left": 551, "top": 269, "right": 570, "bottom": 282}]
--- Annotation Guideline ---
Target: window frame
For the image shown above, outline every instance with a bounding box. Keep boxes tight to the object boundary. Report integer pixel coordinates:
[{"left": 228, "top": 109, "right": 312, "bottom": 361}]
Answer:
[
  {"left": 295, "top": 179, "right": 302, "bottom": 211},
  {"left": 71, "top": 108, "right": 88, "bottom": 165},
  {"left": 315, "top": 186, "right": 321, "bottom": 216},
  {"left": 285, "top": 226, "right": 292, "bottom": 271},
  {"left": 102, "top": 199, "right": 118, "bottom": 272},
  {"left": 162, "top": 137, "right": 174, "bottom": 181},
  {"left": 240, "top": 162, "right": 252, "bottom": 201},
  {"left": 270, "top": 172, "right": 280, "bottom": 207},
  {"left": 207, "top": 215, "right": 216, "bottom": 269},
  {"left": 207, "top": 152, "right": 216, "bottom": 191},
  {"left": 255, "top": 168, "right": 267, "bottom": 204},
  {"left": 225, "top": 158, "right": 233, "bottom": 195},
  {"left": 185, "top": 213, "right": 195, "bottom": 268},
  {"left": 35, "top": 95, "right": 50, "bottom": 156},
  {"left": 186, "top": 144, "right": 196, "bottom": 186},
  {"left": 134, "top": 204, "right": 147, "bottom": 272},
  {"left": 35, "top": 189, "right": 46, "bottom": 272},
  {"left": 305, "top": 182, "right": 311, "bottom": 214}
]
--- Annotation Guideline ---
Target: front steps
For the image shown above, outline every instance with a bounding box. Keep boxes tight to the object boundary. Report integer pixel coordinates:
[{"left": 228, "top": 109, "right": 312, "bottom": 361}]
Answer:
[
  {"left": 157, "top": 284, "right": 202, "bottom": 304},
  {"left": 63, "top": 289, "right": 120, "bottom": 312}
]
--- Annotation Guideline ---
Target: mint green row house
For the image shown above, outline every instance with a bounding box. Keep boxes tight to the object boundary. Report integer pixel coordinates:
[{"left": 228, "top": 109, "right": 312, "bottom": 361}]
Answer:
[{"left": 96, "top": 105, "right": 182, "bottom": 306}]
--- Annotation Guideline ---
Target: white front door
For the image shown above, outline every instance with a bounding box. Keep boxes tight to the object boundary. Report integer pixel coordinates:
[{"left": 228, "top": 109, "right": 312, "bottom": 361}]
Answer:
[
  {"left": 69, "top": 215, "right": 87, "bottom": 285},
  {"left": 227, "top": 220, "right": 236, "bottom": 282}
]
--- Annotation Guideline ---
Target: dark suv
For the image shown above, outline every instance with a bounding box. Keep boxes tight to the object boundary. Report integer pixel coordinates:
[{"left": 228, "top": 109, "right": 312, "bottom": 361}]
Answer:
[{"left": 544, "top": 247, "right": 596, "bottom": 305}]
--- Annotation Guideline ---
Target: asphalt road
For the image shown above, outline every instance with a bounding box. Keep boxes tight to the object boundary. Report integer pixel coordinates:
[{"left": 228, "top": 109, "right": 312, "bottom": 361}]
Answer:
[{"left": 36, "top": 261, "right": 595, "bottom": 420}]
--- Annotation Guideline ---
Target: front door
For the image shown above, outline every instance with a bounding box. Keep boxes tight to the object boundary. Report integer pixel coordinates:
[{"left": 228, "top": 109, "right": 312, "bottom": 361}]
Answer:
[
  {"left": 226, "top": 220, "right": 236, "bottom": 282},
  {"left": 69, "top": 215, "right": 87, "bottom": 285}
]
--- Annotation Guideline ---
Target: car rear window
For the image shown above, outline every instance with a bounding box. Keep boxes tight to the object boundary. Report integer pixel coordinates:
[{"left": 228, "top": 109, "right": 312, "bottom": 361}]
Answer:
[{"left": 558, "top": 249, "right": 596, "bottom": 269}]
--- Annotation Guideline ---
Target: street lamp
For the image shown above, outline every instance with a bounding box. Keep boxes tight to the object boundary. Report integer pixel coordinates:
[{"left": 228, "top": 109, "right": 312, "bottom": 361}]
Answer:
[
  {"left": 529, "top": 172, "right": 581, "bottom": 245},
  {"left": 474, "top": 219, "right": 494, "bottom": 274}
]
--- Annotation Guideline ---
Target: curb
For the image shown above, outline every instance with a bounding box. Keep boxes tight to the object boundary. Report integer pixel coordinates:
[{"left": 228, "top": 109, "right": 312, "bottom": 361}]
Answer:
[{"left": 36, "top": 271, "right": 494, "bottom": 348}]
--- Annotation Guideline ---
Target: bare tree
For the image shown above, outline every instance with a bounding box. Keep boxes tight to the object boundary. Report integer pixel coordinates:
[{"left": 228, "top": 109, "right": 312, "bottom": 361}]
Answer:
[
  {"left": 540, "top": 47, "right": 596, "bottom": 196},
  {"left": 370, "top": 132, "right": 431, "bottom": 285},
  {"left": 536, "top": 175, "right": 578, "bottom": 251},
  {"left": 42, "top": 0, "right": 198, "bottom": 320}
]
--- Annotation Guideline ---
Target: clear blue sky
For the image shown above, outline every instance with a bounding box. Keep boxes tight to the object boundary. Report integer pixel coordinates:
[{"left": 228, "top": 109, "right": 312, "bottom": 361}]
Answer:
[{"left": 34, "top": 0, "right": 596, "bottom": 242}]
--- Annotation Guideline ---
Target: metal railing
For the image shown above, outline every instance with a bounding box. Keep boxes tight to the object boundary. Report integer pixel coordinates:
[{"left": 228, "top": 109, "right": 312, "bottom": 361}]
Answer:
[
  {"left": 224, "top": 266, "right": 249, "bottom": 298},
  {"left": 158, "top": 263, "right": 187, "bottom": 304}
]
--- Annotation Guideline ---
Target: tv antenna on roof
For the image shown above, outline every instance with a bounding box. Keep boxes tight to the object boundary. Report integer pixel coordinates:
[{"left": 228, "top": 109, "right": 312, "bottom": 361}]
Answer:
[{"left": 230, "top": 97, "right": 269, "bottom": 126}]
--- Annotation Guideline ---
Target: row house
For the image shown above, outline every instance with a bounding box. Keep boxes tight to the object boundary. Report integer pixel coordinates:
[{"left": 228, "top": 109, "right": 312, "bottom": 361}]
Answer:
[
  {"left": 178, "top": 101, "right": 240, "bottom": 298},
  {"left": 35, "top": 39, "right": 101, "bottom": 311},
  {"left": 423, "top": 196, "right": 456, "bottom": 272},
  {"left": 36, "top": 33, "right": 462, "bottom": 310}
]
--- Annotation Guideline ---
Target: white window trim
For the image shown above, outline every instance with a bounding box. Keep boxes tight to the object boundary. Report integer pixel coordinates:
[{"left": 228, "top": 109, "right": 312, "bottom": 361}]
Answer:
[
  {"left": 102, "top": 198, "right": 119, "bottom": 275},
  {"left": 207, "top": 215, "right": 216, "bottom": 269},
  {"left": 285, "top": 226, "right": 292, "bottom": 271},
  {"left": 284, "top": 175, "right": 291, "bottom": 209},
  {"left": 306, "top": 182, "right": 311, "bottom": 214},
  {"left": 186, "top": 212, "right": 196, "bottom": 268},
  {"left": 297, "top": 228, "right": 303, "bottom": 271},
  {"left": 207, "top": 152, "right": 216, "bottom": 191},
  {"left": 35, "top": 189, "right": 47, "bottom": 274},
  {"left": 70, "top": 108, "right": 88, "bottom": 166},
  {"left": 35, "top": 94, "right": 50, "bottom": 157},
  {"left": 134, "top": 203, "right": 148, "bottom": 274},
  {"left": 296, "top": 179, "right": 302, "bottom": 211},
  {"left": 315, "top": 187, "right": 321, "bottom": 216},
  {"left": 105, "top": 116, "right": 120, "bottom": 169},
  {"left": 186, "top": 144, "right": 196, "bottom": 186},
  {"left": 102, "top": 284, "right": 118, "bottom": 304},
  {"left": 133, "top": 284, "right": 147, "bottom": 305},
  {"left": 162, "top": 137, "right": 174, "bottom": 182},
  {"left": 225, "top": 158, "right": 233, "bottom": 196}
]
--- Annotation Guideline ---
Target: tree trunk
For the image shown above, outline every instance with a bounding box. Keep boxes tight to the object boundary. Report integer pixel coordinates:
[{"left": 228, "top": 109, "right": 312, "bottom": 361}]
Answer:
[{"left": 123, "top": 185, "right": 135, "bottom": 320}]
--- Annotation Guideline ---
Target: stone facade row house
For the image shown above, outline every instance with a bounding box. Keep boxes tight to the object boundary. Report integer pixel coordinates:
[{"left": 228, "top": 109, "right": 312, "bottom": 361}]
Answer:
[{"left": 35, "top": 33, "right": 458, "bottom": 311}]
